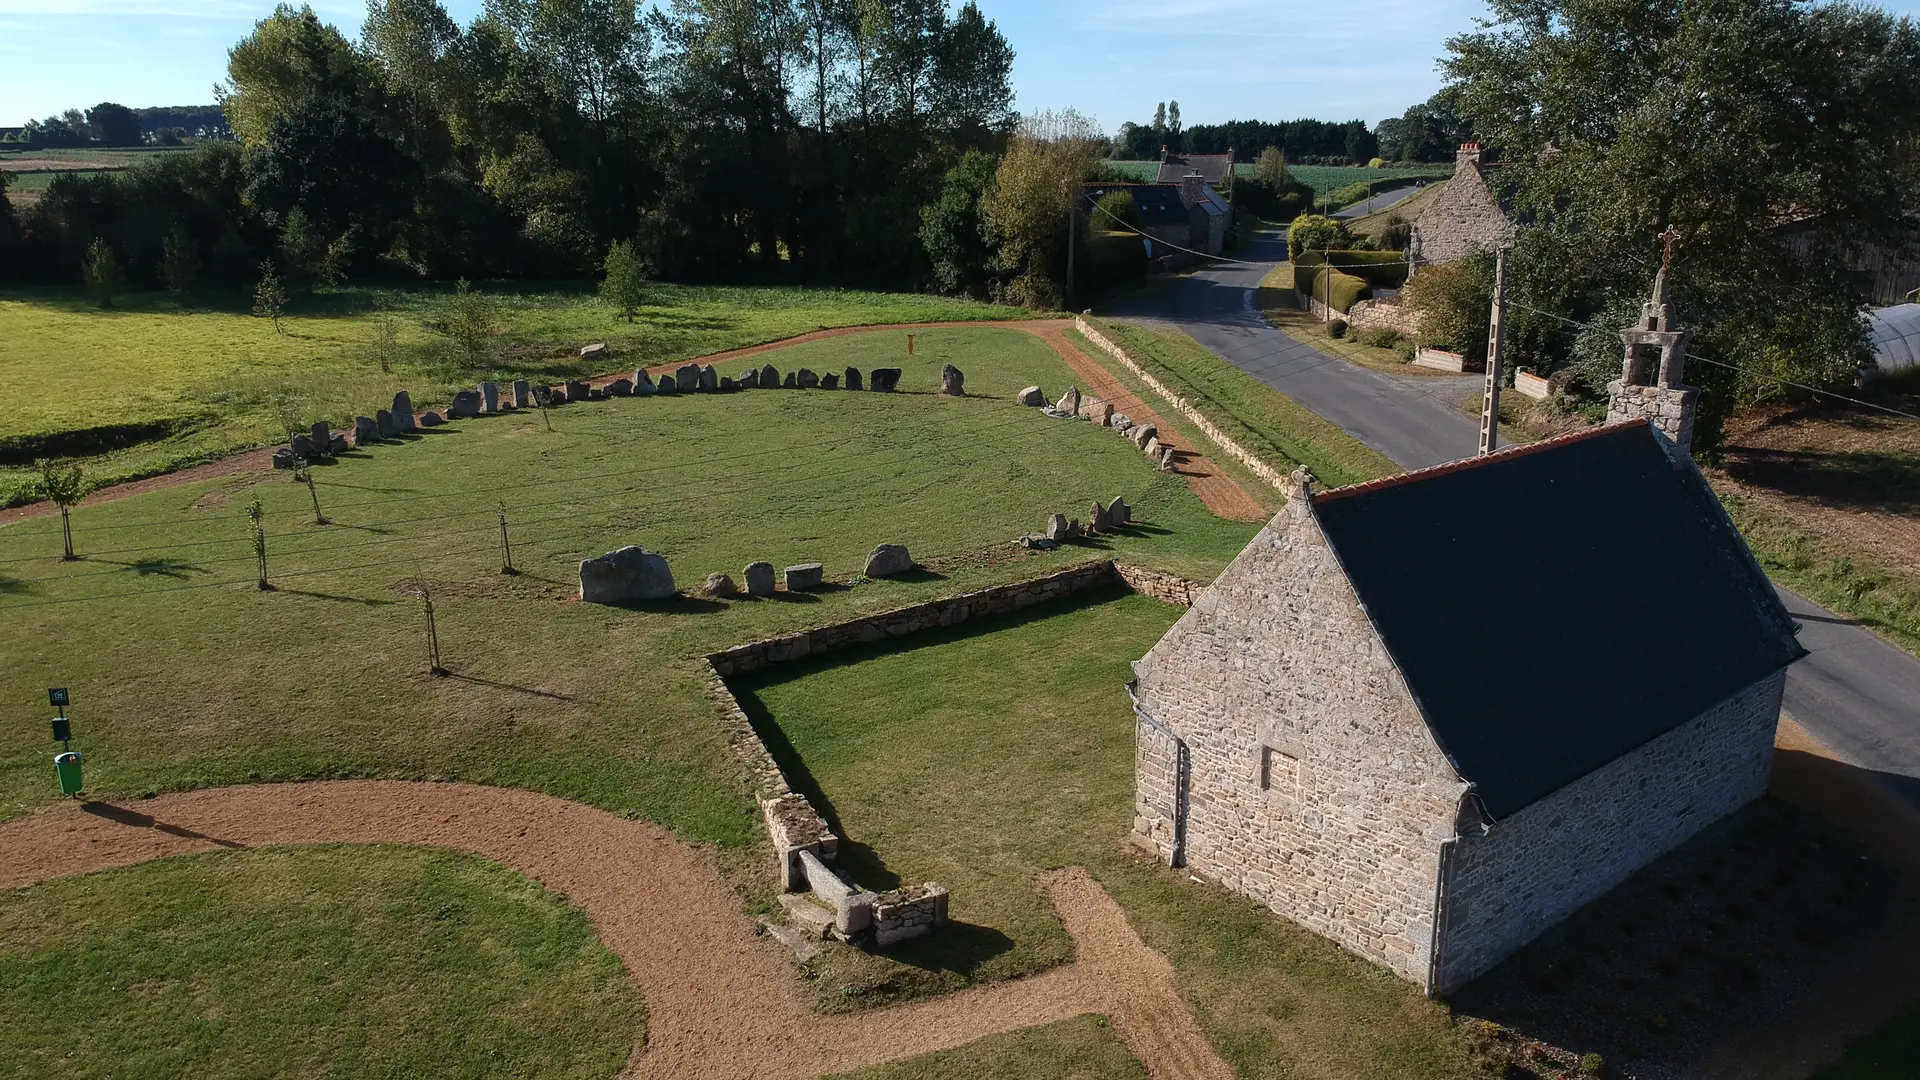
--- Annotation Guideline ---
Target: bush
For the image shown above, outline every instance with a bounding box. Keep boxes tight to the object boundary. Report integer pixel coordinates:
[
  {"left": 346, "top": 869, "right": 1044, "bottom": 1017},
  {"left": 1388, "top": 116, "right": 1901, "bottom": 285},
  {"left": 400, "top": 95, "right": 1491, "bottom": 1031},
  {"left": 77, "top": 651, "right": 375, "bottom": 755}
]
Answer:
[
  {"left": 1296, "top": 249, "right": 1409, "bottom": 288},
  {"left": 1580, "top": 1052, "right": 1606, "bottom": 1076},
  {"left": 1294, "top": 264, "right": 1371, "bottom": 313},
  {"left": 1403, "top": 254, "right": 1494, "bottom": 359},
  {"left": 1287, "top": 214, "right": 1352, "bottom": 258},
  {"left": 1329, "top": 318, "right": 1348, "bottom": 338},
  {"left": 1355, "top": 327, "right": 1402, "bottom": 348},
  {"left": 1093, "top": 189, "right": 1140, "bottom": 229}
]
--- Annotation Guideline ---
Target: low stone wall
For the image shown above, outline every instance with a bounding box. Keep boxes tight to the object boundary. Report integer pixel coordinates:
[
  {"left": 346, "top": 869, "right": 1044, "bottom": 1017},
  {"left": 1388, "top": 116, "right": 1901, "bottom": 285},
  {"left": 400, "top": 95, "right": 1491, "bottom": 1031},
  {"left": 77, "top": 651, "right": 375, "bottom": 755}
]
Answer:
[
  {"left": 1115, "top": 563, "right": 1201, "bottom": 606},
  {"left": 1412, "top": 347, "right": 1480, "bottom": 373},
  {"left": 1347, "top": 297, "right": 1420, "bottom": 337},
  {"left": 873, "top": 883, "right": 951, "bottom": 945},
  {"left": 1513, "top": 369, "right": 1551, "bottom": 401},
  {"left": 1074, "top": 318, "right": 1291, "bottom": 494}
]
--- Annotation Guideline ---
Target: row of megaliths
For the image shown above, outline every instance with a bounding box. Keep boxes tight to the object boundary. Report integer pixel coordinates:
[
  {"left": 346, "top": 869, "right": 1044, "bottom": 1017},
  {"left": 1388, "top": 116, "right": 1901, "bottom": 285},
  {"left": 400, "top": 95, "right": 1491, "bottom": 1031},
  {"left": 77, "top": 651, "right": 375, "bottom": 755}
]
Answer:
[{"left": 1607, "top": 238, "right": 1699, "bottom": 453}]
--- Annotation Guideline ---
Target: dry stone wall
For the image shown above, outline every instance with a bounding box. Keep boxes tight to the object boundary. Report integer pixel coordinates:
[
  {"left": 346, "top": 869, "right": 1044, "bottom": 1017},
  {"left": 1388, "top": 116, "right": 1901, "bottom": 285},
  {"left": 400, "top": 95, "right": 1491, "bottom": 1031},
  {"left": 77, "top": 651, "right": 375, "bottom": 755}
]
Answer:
[
  {"left": 1074, "top": 318, "right": 1292, "bottom": 494},
  {"left": 1431, "top": 670, "right": 1786, "bottom": 992},
  {"left": 1131, "top": 496, "right": 1467, "bottom": 985}
]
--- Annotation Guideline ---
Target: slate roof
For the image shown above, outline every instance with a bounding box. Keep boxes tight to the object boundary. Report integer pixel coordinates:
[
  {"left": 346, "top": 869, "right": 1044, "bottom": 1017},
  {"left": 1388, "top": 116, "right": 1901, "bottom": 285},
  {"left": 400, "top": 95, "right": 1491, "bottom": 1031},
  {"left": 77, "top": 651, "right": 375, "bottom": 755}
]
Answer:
[
  {"left": 1155, "top": 153, "right": 1234, "bottom": 185},
  {"left": 1308, "top": 422, "right": 1804, "bottom": 820},
  {"left": 1084, "top": 183, "right": 1191, "bottom": 226}
]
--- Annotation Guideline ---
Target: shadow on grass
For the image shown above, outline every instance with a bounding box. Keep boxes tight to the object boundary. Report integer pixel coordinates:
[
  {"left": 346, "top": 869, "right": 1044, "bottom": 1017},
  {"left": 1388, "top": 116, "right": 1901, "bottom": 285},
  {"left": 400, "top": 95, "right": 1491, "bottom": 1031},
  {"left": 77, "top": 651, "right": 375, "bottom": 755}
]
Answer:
[
  {"left": 874, "top": 567, "right": 949, "bottom": 585},
  {"left": 276, "top": 587, "right": 398, "bottom": 606},
  {"left": 445, "top": 671, "right": 585, "bottom": 703},
  {"left": 94, "top": 558, "right": 206, "bottom": 580},
  {"left": 0, "top": 571, "right": 33, "bottom": 596},
  {"left": 874, "top": 920, "right": 1019, "bottom": 976},
  {"left": 603, "top": 594, "right": 730, "bottom": 615}
]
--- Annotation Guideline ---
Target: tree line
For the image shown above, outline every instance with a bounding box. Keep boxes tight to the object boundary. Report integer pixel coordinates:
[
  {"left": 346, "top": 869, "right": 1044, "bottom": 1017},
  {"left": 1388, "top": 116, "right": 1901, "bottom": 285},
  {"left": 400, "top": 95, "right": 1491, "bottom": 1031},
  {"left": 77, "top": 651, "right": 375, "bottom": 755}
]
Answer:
[
  {"left": 4, "top": 104, "right": 232, "bottom": 147},
  {"left": 1, "top": 0, "right": 1019, "bottom": 296},
  {"left": 1109, "top": 112, "right": 1382, "bottom": 165}
]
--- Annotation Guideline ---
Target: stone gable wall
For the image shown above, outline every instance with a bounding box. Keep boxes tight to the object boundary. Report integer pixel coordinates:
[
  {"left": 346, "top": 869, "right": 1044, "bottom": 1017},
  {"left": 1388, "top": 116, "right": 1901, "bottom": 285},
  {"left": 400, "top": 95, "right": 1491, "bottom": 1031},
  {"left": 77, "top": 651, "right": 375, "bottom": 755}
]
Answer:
[
  {"left": 1131, "top": 498, "right": 1467, "bottom": 983},
  {"left": 1432, "top": 670, "right": 1787, "bottom": 992},
  {"left": 1410, "top": 165, "right": 1514, "bottom": 270},
  {"left": 1606, "top": 382, "right": 1698, "bottom": 451}
]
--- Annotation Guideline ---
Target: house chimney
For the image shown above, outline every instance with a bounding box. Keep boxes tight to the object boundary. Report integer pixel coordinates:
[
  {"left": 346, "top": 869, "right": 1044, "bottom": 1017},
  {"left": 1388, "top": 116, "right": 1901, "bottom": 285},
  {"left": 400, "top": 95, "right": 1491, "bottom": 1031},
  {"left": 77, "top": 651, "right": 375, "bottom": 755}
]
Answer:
[
  {"left": 1181, "top": 171, "right": 1205, "bottom": 209},
  {"left": 1608, "top": 248, "right": 1698, "bottom": 453},
  {"left": 1456, "top": 142, "right": 1483, "bottom": 166}
]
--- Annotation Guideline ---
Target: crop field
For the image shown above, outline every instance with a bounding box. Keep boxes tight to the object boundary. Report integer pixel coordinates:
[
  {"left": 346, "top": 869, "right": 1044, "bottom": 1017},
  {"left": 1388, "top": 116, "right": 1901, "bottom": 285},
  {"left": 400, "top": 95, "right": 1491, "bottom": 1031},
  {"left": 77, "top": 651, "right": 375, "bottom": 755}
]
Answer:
[{"left": 0, "top": 284, "right": 1029, "bottom": 505}]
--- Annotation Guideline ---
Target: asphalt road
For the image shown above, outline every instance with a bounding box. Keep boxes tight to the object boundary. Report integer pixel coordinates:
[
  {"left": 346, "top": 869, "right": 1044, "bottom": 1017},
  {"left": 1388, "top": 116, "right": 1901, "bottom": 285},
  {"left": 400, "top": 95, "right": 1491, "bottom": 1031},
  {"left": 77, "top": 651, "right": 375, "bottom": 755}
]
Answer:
[
  {"left": 1331, "top": 184, "right": 1424, "bottom": 221},
  {"left": 1102, "top": 229, "right": 1920, "bottom": 807}
]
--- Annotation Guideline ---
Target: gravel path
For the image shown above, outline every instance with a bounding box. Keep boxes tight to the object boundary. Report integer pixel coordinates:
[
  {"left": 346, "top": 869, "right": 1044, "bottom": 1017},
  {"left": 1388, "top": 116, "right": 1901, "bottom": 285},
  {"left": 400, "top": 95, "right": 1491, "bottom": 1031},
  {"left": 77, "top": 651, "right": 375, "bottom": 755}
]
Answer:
[{"left": 0, "top": 781, "right": 1234, "bottom": 1080}]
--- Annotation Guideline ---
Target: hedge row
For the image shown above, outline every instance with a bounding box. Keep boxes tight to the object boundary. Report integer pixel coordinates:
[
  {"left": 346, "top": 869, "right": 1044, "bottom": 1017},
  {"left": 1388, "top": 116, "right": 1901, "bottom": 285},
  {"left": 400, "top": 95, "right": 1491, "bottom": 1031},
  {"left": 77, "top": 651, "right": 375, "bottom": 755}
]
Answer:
[
  {"left": 1294, "top": 264, "right": 1372, "bottom": 313},
  {"left": 1295, "top": 249, "right": 1410, "bottom": 289}
]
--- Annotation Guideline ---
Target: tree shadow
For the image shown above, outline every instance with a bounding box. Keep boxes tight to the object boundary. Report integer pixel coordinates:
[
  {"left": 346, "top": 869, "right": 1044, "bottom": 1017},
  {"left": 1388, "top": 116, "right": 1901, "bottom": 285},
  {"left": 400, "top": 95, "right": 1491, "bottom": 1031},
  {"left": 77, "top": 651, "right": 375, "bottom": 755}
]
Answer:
[
  {"left": 444, "top": 671, "right": 585, "bottom": 703},
  {"left": 869, "top": 920, "right": 1018, "bottom": 973},
  {"left": 601, "top": 594, "right": 730, "bottom": 615},
  {"left": 873, "top": 567, "right": 949, "bottom": 584},
  {"left": 275, "top": 588, "right": 398, "bottom": 606},
  {"left": 1720, "top": 447, "right": 1920, "bottom": 517},
  {"left": 81, "top": 802, "right": 246, "bottom": 848},
  {"left": 0, "top": 571, "right": 36, "bottom": 595},
  {"left": 93, "top": 558, "right": 205, "bottom": 580}
]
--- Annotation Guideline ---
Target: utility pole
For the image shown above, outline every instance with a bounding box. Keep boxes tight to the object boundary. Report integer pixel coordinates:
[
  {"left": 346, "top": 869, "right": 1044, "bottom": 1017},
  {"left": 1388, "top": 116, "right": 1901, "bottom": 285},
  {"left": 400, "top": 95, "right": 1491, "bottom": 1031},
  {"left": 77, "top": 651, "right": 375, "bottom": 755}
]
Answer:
[{"left": 1479, "top": 246, "right": 1510, "bottom": 456}]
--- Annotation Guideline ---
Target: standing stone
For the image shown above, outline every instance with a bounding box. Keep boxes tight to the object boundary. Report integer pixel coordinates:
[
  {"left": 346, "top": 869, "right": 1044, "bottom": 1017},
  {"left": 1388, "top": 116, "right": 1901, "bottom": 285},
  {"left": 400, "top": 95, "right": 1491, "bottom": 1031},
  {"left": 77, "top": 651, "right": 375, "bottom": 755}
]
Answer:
[
  {"left": 821, "top": 373, "right": 839, "bottom": 390},
  {"left": 740, "top": 368, "right": 760, "bottom": 389},
  {"left": 581, "top": 342, "right": 608, "bottom": 363},
  {"left": 783, "top": 563, "right": 825, "bottom": 591},
  {"left": 1056, "top": 386, "right": 1080, "bottom": 414},
  {"left": 797, "top": 368, "right": 819, "bottom": 389},
  {"left": 1159, "top": 446, "right": 1176, "bottom": 471},
  {"left": 1065, "top": 519, "right": 1085, "bottom": 540},
  {"left": 782, "top": 371, "right": 798, "bottom": 388},
  {"left": 376, "top": 408, "right": 396, "bottom": 436},
  {"left": 310, "top": 422, "right": 332, "bottom": 455},
  {"left": 354, "top": 415, "right": 380, "bottom": 444},
  {"left": 589, "top": 388, "right": 606, "bottom": 401},
  {"left": 699, "top": 365, "right": 719, "bottom": 392},
  {"left": 419, "top": 411, "right": 445, "bottom": 427},
  {"left": 481, "top": 381, "right": 500, "bottom": 413},
  {"left": 705, "top": 573, "right": 738, "bottom": 597},
  {"left": 675, "top": 364, "right": 699, "bottom": 392},
  {"left": 1016, "top": 386, "right": 1046, "bottom": 407},
  {"left": 743, "top": 561, "right": 776, "bottom": 596},
  {"left": 1111, "top": 413, "right": 1133, "bottom": 433},
  {"left": 1082, "top": 398, "right": 1114, "bottom": 427},
  {"left": 658, "top": 375, "right": 678, "bottom": 394},
  {"left": 761, "top": 364, "right": 779, "bottom": 388},
  {"left": 392, "top": 391, "right": 416, "bottom": 431},
  {"left": 1131, "top": 424, "right": 1158, "bottom": 450},
  {"left": 513, "top": 380, "right": 531, "bottom": 408},
  {"left": 531, "top": 385, "right": 556, "bottom": 408},
  {"left": 328, "top": 432, "right": 349, "bottom": 455},
  {"left": 940, "top": 365, "right": 965, "bottom": 396},
  {"left": 565, "top": 380, "right": 591, "bottom": 403},
  {"left": 290, "top": 433, "right": 316, "bottom": 459},
  {"left": 607, "top": 378, "right": 633, "bottom": 396},
  {"left": 1045, "top": 513, "right": 1070, "bottom": 542},
  {"left": 1144, "top": 436, "right": 1162, "bottom": 457},
  {"left": 1108, "top": 497, "right": 1131, "bottom": 526},
  {"left": 272, "top": 449, "right": 296, "bottom": 469},
  {"left": 578, "top": 546, "right": 676, "bottom": 603},
  {"left": 870, "top": 368, "right": 902, "bottom": 392},
  {"left": 864, "top": 544, "right": 914, "bottom": 578},
  {"left": 449, "top": 392, "right": 482, "bottom": 419},
  {"left": 721, "top": 377, "right": 736, "bottom": 390},
  {"left": 845, "top": 368, "right": 863, "bottom": 391},
  {"left": 1091, "top": 501, "right": 1114, "bottom": 533},
  {"left": 632, "top": 373, "right": 655, "bottom": 396}
]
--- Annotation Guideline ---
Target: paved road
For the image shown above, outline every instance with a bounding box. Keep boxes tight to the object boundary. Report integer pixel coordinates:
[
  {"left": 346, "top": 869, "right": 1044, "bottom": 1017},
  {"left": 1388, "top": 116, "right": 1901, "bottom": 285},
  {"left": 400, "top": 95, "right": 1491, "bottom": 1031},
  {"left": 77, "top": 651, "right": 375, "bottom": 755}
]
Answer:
[
  {"left": 1331, "top": 184, "right": 1424, "bottom": 221},
  {"left": 1102, "top": 228, "right": 1920, "bottom": 807}
]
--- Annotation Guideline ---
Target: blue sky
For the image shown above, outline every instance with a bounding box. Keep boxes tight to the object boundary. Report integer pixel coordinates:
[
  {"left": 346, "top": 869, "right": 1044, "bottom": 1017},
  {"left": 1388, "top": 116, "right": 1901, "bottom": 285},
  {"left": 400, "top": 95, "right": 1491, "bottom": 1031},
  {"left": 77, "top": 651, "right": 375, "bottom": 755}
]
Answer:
[{"left": 6, "top": 0, "right": 1920, "bottom": 134}]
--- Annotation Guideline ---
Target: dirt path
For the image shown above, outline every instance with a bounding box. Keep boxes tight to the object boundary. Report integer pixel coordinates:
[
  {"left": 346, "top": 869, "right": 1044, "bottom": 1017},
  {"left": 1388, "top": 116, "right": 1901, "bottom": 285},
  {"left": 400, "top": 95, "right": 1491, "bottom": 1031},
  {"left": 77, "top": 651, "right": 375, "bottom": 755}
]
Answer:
[
  {"left": 2, "top": 320, "right": 1266, "bottom": 527},
  {"left": 0, "top": 781, "right": 1234, "bottom": 1080},
  {"left": 1694, "top": 718, "right": 1920, "bottom": 1079}
]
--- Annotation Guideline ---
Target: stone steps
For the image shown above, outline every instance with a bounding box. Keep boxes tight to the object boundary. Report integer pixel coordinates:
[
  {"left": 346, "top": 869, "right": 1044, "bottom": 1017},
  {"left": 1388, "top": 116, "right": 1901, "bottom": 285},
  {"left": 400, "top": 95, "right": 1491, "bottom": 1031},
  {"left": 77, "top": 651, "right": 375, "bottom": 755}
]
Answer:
[{"left": 778, "top": 891, "right": 838, "bottom": 940}]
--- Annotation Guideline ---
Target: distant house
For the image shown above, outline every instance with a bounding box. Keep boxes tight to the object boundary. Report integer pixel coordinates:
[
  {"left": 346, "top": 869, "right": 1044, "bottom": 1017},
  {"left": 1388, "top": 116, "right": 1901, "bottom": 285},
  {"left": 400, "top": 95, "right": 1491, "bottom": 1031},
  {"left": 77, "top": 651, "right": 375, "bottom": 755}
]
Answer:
[
  {"left": 1409, "top": 143, "right": 1514, "bottom": 274},
  {"left": 1129, "top": 283, "right": 1804, "bottom": 994},
  {"left": 1084, "top": 182, "right": 1218, "bottom": 258}
]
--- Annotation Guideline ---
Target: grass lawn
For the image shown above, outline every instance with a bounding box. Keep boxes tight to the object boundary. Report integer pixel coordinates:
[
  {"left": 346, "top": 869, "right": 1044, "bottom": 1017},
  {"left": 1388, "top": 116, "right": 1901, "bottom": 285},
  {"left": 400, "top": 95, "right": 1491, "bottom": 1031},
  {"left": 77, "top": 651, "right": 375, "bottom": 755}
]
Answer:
[
  {"left": 0, "top": 844, "right": 639, "bottom": 1079},
  {"left": 0, "top": 326, "right": 1257, "bottom": 827},
  {"left": 0, "top": 283, "right": 1030, "bottom": 505},
  {"left": 830, "top": 1016, "right": 1147, "bottom": 1080},
  {"left": 735, "top": 589, "right": 1480, "bottom": 1078},
  {"left": 1079, "top": 317, "right": 1397, "bottom": 488}
]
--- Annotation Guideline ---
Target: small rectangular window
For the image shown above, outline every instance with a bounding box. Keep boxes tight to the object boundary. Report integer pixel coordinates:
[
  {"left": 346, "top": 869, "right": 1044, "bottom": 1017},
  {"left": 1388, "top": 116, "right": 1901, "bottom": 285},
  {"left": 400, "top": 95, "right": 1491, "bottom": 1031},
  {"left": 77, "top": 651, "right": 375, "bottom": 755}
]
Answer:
[{"left": 1260, "top": 747, "right": 1299, "bottom": 797}]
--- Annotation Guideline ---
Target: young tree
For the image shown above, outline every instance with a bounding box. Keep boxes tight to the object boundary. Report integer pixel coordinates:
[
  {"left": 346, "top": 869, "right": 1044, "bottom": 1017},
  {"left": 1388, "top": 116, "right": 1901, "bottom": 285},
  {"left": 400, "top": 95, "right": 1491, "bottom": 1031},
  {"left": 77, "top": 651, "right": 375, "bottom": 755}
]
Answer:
[
  {"left": 919, "top": 149, "right": 1000, "bottom": 298},
  {"left": 1167, "top": 100, "right": 1181, "bottom": 135},
  {"left": 160, "top": 225, "right": 201, "bottom": 299},
  {"left": 441, "top": 278, "right": 499, "bottom": 368},
  {"left": 37, "top": 461, "right": 89, "bottom": 561},
  {"left": 368, "top": 295, "right": 402, "bottom": 373},
  {"left": 599, "top": 239, "right": 649, "bottom": 323},
  {"left": 277, "top": 206, "right": 349, "bottom": 293},
  {"left": 1255, "top": 146, "right": 1289, "bottom": 189},
  {"left": 80, "top": 239, "right": 125, "bottom": 309},
  {"left": 253, "top": 260, "right": 288, "bottom": 332},
  {"left": 1403, "top": 254, "right": 1495, "bottom": 361},
  {"left": 982, "top": 110, "right": 1102, "bottom": 308},
  {"left": 247, "top": 498, "right": 270, "bottom": 590}
]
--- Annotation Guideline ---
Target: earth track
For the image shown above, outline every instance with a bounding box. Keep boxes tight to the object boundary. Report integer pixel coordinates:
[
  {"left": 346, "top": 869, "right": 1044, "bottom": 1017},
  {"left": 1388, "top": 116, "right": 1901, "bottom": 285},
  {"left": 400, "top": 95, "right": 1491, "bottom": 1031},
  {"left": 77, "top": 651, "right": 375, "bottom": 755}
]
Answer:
[{"left": 0, "top": 781, "right": 1234, "bottom": 1080}]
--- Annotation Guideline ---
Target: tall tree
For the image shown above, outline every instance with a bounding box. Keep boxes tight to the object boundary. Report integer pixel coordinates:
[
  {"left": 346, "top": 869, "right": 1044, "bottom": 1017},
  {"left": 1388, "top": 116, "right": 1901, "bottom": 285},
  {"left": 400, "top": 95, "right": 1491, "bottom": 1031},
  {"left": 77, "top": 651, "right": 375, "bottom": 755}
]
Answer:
[
  {"left": 929, "top": 2, "right": 1014, "bottom": 142},
  {"left": 222, "top": 4, "right": 370, "bottom": 147},
  {"left": 84, "top": 103, "right": 142, "bottom": 146}
]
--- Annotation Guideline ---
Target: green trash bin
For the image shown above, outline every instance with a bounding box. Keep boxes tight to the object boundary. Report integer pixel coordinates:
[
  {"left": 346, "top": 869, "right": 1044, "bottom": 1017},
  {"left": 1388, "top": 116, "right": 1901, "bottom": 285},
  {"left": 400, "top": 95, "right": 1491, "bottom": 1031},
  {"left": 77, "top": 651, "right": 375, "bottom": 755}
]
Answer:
[{"left": 54, "top": 751, "right": 83, "bottom": 797}]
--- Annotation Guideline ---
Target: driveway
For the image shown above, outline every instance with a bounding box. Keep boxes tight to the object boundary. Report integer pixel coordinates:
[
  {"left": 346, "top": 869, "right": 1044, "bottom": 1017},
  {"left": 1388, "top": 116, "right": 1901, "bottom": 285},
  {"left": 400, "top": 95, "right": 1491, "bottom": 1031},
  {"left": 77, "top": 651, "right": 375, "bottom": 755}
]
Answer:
[{"left": 1100, "top": 230, "right": 1920, "bottom": 810}]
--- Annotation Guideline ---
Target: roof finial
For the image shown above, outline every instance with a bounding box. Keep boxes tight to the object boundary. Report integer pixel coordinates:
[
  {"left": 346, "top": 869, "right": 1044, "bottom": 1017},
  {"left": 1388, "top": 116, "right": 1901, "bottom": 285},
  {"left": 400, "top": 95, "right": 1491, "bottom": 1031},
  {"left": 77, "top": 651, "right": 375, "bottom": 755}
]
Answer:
[{"left": 1659, "top": 225, "right": 1680, "bottom": 271}]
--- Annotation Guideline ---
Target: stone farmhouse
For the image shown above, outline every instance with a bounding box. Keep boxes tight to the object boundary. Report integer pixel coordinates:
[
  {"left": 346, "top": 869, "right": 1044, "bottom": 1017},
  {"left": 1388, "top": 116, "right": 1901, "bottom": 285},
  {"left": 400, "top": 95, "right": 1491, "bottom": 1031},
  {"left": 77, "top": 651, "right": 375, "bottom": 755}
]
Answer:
[
  {"left": 1154, "top": 150, "right": 1234, "bottom": 186},
  {"left": 1408, "top": 142, "right": 1514, "bottom": 274},
  {"left": 1127, "top": 319, "right": 1804, "bottom": 992}
]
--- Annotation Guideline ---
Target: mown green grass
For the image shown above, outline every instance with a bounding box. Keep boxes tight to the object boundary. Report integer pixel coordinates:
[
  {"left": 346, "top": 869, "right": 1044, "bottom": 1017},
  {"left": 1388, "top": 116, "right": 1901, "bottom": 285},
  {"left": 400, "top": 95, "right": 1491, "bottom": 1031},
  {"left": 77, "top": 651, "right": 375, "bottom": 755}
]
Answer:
[
  {"left": 0, "top": 844, "right": 640, "bottom": 1080},
  {"left": 740, "top": 590, "right": 1480, "bottom": 1079},
  {"left": 830, "top": 1016, "right": 1148, "bottom": 1080},
  {"left": 1721, "top": 491, "right": 1920, "bottom": 656},
  {"left": 1083, "top": 318, "right": 1397, "bottom": 488},
  {"left": 0, "top": 283, "right": 1031, "bottom": 505},
  {"left": 0, "top": 327, "right": 1256, "bottom": 827}
]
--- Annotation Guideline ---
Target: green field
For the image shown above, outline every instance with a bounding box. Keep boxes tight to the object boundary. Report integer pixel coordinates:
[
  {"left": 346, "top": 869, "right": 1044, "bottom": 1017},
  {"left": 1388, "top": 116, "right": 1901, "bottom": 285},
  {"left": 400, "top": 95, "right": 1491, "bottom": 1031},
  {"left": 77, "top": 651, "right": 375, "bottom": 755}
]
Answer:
[
  {"left": 0, "top": 844, "right": 640, "bottom": 1079},
  {"left": 0, "top": 147, "right": 196, "bottom": 169},
  {"left": 0, "top": 284, "right": 1030, "bottom": 505},
  {"left": 1101, "top": 161, "right": 1452, "bottom": 195},
  {"left": 739, "top": 590, "right": 1479, "bottom": 1078},
  {"left": 0, "top": 326, "right": 1257, "bottom": 826}
]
